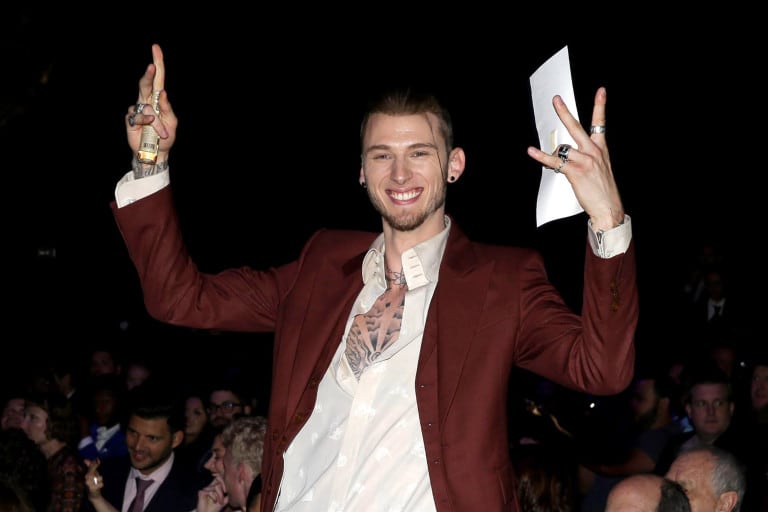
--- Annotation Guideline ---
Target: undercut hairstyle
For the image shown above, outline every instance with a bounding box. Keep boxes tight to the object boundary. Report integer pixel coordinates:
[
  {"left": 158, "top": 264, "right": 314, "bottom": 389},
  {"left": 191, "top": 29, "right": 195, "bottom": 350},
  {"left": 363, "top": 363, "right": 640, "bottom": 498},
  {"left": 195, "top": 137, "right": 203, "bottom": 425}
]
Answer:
[{"left": 360, "top": 88, "right": 454, "bottom": 156}]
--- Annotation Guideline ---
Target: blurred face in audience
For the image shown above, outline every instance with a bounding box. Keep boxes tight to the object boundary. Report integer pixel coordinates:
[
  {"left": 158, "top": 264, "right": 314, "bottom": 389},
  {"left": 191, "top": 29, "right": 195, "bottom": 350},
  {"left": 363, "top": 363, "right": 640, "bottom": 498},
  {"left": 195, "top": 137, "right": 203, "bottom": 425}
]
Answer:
[
  {"left": 1, "top": 398, "right": 25, "bottom": 430},
  {"left": 125, "top": 415, "right": 182, "bottom": 475},
  {"left": 666, "top": 451, "right": 720, "bottom": 512},
  {"left": 185, "top": 396, "right": 208, "bottom": 443},
  {"left": 751, "top": 364, "right": 768, "bottom": 412},
  {"left": 90, "top": 351, "right": 118, "bottom": 377},
  {"left": 222, "top": 449, "right": 248, "bottom": 509},
  {"left": 685, "top": 383, "right": 733, "bottom": 443},
  {"left": 207, "top": 390, "right": 246, "bottom": 428},
  {"left": 21, "top": 404, "right": 49, "bottom": 445},
  {"left": 125, "top": 363, "right": 151, "bottom": 390},
  {"left": 630, "top": 378, "right": 660, "bottom": 428},
  {"left": 93, "top": 389, "right": 119, "bottom": 426},
  {"left": 204, "top": 433, "right": 225, "bottom": 477}
]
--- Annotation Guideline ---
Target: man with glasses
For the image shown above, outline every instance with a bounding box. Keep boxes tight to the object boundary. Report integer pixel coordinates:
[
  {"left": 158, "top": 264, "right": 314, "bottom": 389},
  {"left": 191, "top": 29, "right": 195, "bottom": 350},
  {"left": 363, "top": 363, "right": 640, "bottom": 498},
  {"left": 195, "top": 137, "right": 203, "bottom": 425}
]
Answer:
[{"left": 207, "top": 381, "right": 252, "bottom": 429}]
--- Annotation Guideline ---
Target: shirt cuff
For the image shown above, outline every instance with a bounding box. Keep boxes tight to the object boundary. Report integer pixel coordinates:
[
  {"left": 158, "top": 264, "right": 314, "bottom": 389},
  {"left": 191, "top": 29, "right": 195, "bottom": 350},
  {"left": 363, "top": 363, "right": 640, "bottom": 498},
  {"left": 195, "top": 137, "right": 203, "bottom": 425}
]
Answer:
[
  {"left": 115, "top": 168, "right": 170, "bottom": 208},
  {"left": 588, "top": 214, "right": 632, "bottom": 258}
]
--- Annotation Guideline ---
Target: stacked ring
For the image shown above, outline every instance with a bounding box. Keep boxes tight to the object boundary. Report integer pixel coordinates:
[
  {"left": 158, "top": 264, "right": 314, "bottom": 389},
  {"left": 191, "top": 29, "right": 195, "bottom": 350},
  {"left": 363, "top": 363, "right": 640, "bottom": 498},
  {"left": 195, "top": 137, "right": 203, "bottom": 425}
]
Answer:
[
  {"left": 128, "top": 115, "right": 136, "bottom": 127},
  {"left": 135, "top": 102, "right": 147, "bottom": 115},
  {"left": 557, "top": 144, "right": 571, "bottom": 162},
  {"left": 554, "top": 160, "right": 566, "bottom": 174}
]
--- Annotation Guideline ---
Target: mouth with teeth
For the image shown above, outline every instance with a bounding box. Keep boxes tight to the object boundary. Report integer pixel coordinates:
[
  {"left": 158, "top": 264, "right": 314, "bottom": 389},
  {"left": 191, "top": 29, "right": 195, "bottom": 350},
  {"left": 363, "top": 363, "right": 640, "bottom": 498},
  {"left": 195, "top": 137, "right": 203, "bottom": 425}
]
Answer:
[{"left": 388, "top": 188, "right": 422, "bottom": 203}]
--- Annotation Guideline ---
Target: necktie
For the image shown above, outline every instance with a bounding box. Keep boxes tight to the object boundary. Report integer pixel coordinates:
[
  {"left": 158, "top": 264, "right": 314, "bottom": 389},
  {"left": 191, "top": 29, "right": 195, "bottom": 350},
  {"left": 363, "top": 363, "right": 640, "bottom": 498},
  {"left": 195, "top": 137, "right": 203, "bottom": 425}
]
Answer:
[{"left": 129, "top": 477, "right": 154, "bottom": 512}]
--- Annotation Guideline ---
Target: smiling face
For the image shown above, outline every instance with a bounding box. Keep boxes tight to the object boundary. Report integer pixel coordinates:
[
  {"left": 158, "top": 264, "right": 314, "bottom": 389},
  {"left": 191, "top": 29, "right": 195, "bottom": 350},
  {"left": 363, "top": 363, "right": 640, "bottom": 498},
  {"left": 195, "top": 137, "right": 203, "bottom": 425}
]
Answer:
[
  {"left": 203, "top": 433, "right": 225, "bottom": 477},
  {"left": 184, "top": 396, "right": 208, "bottom": 443},
  {"left": 125, "top": 415, "right": 182, "bottom": 475},
  {"left": 360, "top": 112, "right": 464, "bottom": 239}
]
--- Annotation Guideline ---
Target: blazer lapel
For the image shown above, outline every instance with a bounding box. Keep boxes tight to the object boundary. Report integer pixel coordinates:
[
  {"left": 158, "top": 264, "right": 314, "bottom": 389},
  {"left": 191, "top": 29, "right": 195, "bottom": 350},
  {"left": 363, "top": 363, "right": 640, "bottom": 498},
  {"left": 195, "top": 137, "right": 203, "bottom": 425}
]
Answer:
[
  {"left": 420, "top": 225, "right": 491, "bottom": 424},
  {"left": 283, "top": 253, "right": 365, "bottom": 416}
]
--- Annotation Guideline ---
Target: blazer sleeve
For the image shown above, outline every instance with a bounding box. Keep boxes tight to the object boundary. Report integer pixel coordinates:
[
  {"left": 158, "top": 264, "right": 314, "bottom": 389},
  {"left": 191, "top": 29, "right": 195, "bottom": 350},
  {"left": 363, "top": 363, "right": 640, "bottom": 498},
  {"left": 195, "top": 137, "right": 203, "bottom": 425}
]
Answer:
[{"left": 111, "top": 186, "right": 298, "bottom": 333}]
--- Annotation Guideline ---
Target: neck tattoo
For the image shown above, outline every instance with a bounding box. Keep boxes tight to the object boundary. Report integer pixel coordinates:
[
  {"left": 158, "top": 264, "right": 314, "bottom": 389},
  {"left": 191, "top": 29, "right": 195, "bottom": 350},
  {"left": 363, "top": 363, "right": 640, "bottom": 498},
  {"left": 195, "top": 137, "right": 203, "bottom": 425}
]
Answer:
[{"left": 385, "top": 267, "right": 407, "bottom": 289}]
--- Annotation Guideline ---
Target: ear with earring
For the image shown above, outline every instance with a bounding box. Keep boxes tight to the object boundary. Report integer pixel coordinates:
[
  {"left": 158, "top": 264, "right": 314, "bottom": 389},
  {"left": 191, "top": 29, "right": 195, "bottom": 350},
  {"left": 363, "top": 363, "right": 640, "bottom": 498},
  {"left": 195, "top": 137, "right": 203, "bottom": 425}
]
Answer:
[{"left": 448, "top": 176, "right": 456, "bottom": 183}]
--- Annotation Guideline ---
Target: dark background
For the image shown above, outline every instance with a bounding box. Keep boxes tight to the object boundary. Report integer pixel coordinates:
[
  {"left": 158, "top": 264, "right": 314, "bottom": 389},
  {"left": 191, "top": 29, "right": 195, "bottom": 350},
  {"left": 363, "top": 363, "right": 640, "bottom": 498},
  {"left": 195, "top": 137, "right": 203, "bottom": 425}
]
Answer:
[{"left": 2, "top": 7, "right": 762, "bottom": 385}]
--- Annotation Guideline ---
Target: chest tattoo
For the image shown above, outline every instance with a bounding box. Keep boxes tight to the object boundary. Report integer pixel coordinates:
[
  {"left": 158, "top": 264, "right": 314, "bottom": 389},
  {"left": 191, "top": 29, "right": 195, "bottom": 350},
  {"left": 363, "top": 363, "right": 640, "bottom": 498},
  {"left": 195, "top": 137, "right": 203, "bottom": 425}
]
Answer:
[{"left": 345, "top": 269, "right": 407, "bottom": 380}]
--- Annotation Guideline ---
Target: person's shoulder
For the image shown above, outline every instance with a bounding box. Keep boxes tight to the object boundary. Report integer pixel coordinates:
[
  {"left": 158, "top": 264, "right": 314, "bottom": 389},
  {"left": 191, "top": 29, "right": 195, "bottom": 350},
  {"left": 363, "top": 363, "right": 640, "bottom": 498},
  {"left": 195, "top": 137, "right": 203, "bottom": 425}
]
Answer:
[
  {"left": 303, "top": 228, "right": 378, "bottom": 254},
  {"left": 463, "top": 239, "right": 541, "bottom": 266}
]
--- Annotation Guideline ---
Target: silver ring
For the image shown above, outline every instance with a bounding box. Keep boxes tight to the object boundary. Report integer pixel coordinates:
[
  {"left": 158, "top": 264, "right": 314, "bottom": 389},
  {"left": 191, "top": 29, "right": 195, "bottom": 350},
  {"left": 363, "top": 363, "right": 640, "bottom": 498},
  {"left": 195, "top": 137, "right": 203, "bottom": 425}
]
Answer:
[
  {"left": 554, "top": 160, "right": 566, "bottom": 174},
  {"left": 93, "top": 477, "right": 99, "bottom": 485},
  {"left": 590, "top": 125, "right": 606, "bottom": 134},
  {"left": 557, "top": 144, "right": 571, "bottom": 162},
  {"left": 135, "top": 102, "right": 147, "bottom": 115},
  {"left": 128, "top": 114, "right": 136, "bottom": 127}
]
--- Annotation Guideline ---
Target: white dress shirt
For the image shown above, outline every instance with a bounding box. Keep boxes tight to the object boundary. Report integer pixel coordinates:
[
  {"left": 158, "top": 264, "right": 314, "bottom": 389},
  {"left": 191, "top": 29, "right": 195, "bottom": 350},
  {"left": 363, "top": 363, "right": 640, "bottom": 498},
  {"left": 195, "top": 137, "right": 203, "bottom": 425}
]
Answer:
[{"left": 122, "top": 451, "right": 175, "bottom": 512}]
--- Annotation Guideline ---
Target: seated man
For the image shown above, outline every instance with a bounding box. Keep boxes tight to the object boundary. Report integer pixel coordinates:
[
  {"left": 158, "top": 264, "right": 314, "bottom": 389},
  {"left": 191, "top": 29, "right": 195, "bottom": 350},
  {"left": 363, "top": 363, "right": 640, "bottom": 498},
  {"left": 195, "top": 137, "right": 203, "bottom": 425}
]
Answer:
[{"left": 665, "top": 445, "right": 745, "bottom": 512}]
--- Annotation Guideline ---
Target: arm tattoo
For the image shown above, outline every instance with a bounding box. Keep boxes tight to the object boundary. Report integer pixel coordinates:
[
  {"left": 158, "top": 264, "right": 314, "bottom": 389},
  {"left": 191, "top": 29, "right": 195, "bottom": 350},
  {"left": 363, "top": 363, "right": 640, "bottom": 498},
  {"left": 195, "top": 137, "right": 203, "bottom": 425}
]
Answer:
[{"left": 132, "top": 157, "right": 169, "bottom": 179}]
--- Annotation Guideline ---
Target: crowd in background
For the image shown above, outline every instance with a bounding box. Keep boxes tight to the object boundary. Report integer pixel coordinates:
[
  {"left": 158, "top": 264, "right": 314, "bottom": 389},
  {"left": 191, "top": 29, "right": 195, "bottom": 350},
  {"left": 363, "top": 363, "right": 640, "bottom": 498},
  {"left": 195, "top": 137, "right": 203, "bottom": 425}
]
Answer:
[{"left": 0, "top": 240, "right": 765, "bottom": 511}]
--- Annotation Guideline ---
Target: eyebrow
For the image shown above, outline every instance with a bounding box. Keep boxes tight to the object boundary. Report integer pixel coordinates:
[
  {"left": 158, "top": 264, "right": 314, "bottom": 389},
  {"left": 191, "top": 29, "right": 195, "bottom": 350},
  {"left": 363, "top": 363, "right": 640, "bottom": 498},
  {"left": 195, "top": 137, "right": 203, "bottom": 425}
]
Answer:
[{"left": 363, "top": 142, "right": 439, "bottom": 157}]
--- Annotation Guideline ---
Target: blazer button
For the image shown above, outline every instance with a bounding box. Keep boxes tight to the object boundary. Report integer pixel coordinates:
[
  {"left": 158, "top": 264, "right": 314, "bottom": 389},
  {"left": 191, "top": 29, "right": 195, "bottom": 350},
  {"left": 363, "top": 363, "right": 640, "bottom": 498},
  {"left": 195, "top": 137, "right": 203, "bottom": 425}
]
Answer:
[{"left": 433, "top": 458, "right": 441, "bottom": 464}]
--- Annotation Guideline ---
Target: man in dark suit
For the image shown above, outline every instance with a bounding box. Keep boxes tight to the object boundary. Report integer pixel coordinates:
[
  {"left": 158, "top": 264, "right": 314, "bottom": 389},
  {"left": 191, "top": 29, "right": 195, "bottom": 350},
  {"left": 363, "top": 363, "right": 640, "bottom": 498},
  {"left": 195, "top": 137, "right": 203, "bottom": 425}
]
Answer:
[
  {"left": 114, "top": 45, "right": 638, "bottom": 511},
  {"left": 82, "top": 382, "right": 198, "bottom": 511}
]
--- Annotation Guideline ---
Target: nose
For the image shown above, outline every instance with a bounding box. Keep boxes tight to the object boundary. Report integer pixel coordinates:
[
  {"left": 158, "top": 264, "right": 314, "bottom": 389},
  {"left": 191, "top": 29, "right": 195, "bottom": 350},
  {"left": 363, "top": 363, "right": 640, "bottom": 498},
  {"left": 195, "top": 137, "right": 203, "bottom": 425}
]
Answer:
[{"left": 391, "top": 158, "right": 412, "bottom": 185}]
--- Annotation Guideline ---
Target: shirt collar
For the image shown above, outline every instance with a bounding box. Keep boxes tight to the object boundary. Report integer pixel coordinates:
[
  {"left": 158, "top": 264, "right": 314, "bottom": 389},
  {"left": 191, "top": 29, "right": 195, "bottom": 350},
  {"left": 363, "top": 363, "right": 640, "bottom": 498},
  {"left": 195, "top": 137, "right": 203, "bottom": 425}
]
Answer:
[
  {"left": 130, "top": 450, "right": 175, "bottom": 482},
  {"left": 361, "top": 215, "right": 451, "bottom": 290}
]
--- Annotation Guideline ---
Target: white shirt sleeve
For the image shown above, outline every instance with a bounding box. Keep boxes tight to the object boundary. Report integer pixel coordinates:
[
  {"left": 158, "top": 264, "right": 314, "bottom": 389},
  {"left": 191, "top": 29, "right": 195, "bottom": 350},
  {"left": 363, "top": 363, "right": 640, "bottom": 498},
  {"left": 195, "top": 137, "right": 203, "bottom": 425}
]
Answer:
[
  {"left": 114, "top": 168, "right": 170, "bottom": 208},
  {"left": 587, "top": 214, "right": 632, "bottom": 258}
]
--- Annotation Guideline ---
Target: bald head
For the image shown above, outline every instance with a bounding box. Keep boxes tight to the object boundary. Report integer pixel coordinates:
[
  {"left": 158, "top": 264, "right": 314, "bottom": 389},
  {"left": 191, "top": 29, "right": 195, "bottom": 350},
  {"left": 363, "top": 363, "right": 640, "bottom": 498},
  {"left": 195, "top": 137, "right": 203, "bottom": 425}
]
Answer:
[
  {"left": 607, "top": 474, "right": 691, "bottom": 512},
  {"left": 607, "top": 474, "right": 664, "bottom": 512}
]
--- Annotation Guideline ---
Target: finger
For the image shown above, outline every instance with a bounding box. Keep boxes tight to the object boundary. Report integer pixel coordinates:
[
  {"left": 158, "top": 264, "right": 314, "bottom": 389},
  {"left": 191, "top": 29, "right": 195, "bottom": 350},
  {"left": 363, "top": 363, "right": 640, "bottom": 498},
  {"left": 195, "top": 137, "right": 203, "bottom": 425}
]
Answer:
[
  {"left": 590, "top": 87, "right": 607, "bottom": 129},
  {"left": 138, "top": 63, "right": 155, "bottom": 103},
  {"left": 552, "top": 95, "right": 583, "bottom": 143},
  {"left": 526, "top": 146, "right": 569, "bottom": 173},
  {"left": 151, "top": 44, "right": 165, "bottom": 92}
]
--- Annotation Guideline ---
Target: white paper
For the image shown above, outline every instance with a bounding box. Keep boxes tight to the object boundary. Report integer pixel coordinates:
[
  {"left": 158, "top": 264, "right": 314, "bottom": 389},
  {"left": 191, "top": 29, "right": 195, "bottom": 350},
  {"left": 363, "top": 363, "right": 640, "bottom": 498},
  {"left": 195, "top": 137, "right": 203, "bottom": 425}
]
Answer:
[{"left": 530, "top": 46, "right": 584, "bottom": 227}]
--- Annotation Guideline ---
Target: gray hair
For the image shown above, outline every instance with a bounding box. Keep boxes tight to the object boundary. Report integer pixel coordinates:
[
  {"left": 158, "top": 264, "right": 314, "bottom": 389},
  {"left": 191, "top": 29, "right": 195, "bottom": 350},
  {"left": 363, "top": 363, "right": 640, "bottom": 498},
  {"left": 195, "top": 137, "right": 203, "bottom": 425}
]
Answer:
[
  {"left": 221, "top": 415, "right": 268, "bottom": 474},
  {"left": 681, "top": 445, "right": 746, "bottom": 511}
]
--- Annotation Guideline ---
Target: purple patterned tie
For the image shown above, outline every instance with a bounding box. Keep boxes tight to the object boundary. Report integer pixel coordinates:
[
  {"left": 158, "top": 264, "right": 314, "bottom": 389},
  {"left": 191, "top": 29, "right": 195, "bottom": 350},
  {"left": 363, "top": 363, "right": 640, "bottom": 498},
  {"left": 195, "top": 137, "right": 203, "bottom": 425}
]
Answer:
[{"left": 129, "top": 477, "right": 154, "bottom": 512}]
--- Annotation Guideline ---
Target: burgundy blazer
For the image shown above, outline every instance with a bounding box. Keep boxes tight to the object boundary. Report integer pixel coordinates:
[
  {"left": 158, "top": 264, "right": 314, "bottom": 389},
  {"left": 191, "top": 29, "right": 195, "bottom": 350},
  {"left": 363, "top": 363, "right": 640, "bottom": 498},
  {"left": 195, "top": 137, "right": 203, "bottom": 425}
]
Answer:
[{"left": 113, "top": 186, "right": 638, "bottom": 512}]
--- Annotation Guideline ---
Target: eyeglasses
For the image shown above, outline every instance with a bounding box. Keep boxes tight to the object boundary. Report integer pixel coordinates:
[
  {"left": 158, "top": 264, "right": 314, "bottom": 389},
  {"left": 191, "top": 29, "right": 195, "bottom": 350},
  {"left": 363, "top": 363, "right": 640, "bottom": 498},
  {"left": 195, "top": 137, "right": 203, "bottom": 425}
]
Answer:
[{"left": 206, "top": 401, "right": 242, "bottom": 414}]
